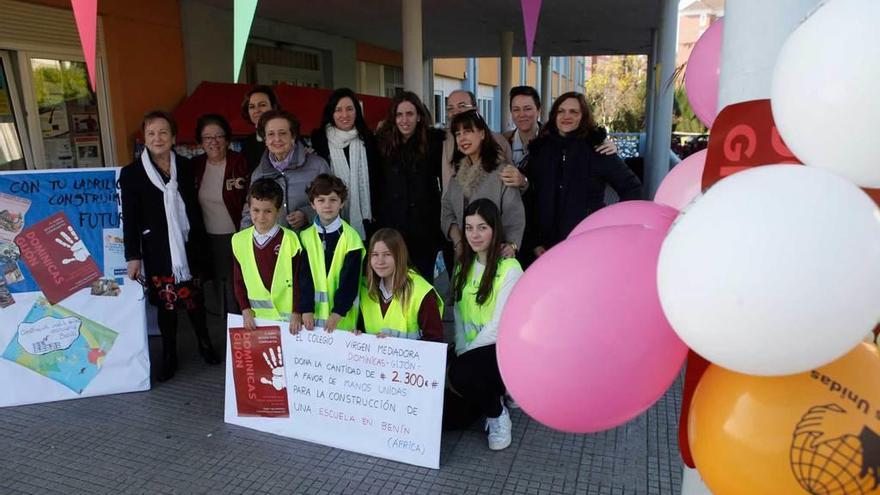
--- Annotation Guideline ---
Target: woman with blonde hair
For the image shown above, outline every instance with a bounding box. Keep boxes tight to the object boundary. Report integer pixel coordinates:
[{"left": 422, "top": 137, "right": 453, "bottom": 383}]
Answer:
[{"left": 359, "top": 228, "right": 443, "bottom": 342}]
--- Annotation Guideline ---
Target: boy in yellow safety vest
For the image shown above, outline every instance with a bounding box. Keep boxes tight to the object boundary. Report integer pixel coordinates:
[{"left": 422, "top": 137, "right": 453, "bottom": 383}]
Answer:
[
  {"left": 291, "top": 174, "right": 364, "bottom": 333},
  {"left": 231, "top": 178, "right": 303, "bottom": 331}
]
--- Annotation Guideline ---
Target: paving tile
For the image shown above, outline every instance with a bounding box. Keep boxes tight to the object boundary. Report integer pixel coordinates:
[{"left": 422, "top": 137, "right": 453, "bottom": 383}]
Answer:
[{"left": 0, "top": 311, "right": 684, "bottom": 495}]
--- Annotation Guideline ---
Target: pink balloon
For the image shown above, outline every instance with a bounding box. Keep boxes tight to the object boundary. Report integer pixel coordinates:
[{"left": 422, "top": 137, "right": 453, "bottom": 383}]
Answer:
[
  {"left": 654, "top": 149, "right": 707, "bottom": 210},
  {"left": 497, "top": 226, "right": 687, "bottom": 433},
  {"left": 568, "top": 200, "right": 678, "bottom": 238},
  {"left": 685, "top": 20, "right": 723, "bottom": 128}
]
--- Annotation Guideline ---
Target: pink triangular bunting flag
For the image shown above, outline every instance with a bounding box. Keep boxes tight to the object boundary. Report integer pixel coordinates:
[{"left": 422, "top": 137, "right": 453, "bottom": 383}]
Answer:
[
  {"left": 71, "top": 0, "right": 98, "bottom": 92},
  {"left": 521, "top": 0, "right": 543, "bottom": 59}
]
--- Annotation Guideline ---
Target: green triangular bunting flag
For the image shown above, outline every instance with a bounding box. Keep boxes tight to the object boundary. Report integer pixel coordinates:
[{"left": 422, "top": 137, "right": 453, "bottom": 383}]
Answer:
[{"left": 234, "top": 0, "right": 258, "bottom": 82}]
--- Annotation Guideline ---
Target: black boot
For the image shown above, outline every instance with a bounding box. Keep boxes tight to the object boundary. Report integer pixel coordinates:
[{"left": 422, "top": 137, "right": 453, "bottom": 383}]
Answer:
[
  {"left": 193, "top": 323, "right": 221, "bottom": 365},
  {"left": 158, "top": 326, "right": 178, "bottom": 382},
  {"left": 197, "top": 336, "right": 221, "bottom": 365},
  {"left": 187, "top": 299, "right": 222, "bottom": 365}
]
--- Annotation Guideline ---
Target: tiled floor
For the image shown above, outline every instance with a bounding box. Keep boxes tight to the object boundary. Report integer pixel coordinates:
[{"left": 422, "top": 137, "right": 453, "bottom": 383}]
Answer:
[{"left": 0, "top": 281, "right": 684, "bottom": 495}]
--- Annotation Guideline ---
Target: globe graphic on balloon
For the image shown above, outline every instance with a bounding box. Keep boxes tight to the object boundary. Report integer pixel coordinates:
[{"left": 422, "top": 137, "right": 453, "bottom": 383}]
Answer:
[{"left": 790, "top": 405, "right": 879, "bottom": 495}]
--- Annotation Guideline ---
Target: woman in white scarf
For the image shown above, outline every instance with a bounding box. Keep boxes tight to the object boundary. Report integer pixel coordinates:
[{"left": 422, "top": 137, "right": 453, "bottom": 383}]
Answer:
[
  {"left": 119, "top": 111, "right": 220, "bottom": 383},
  {"left": 310, "top": 88, "right": 377, "bottom": 240}
]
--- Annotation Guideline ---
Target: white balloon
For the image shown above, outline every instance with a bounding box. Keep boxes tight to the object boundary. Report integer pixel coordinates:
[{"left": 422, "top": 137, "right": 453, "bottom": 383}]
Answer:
[
  {"left": 657, "top": 165, "right": 880, "bottom": 376},
  {"left": 771, "top": 0, "right": 880, "bottom": 187}
]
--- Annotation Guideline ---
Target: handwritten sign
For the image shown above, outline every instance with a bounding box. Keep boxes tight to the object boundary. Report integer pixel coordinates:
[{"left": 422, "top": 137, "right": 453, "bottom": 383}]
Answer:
[
  {"left": 224, "top": 314, "right": 447, "bottom": 469},
  {"left": 18, "top": 316, "right": 81, "bottom": 355}
]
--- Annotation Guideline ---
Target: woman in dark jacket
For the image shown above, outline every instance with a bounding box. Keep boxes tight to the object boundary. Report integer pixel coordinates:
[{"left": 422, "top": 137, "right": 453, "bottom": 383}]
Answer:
[
  {"left": 374, "top": 91, "right": 445, "bottom": 283},
  {"left": 120, "top": 111, "right": 221, "bottom": 383},
  {"left": 240, "top": 85, "right": 281, "bottom": 173},
  {"left": 525, "top": 92, "right": 641, "bottom": 257},
  {"left": 192, "top": 114, "right": 249, "bottom": 316},
  {"left": 310, "top": 88, "right": 380, "bottom": 240}
]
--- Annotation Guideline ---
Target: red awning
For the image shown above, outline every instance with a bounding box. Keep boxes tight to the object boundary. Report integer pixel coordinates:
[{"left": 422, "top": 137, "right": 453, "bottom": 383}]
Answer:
[{"left": 170, "top": 82, "right": 392, "bottom": 144}]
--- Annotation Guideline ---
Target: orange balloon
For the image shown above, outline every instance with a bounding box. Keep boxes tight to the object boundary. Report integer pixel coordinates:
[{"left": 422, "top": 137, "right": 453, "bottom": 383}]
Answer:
[{"left": 689, "top": 343, "right": 880, "bottom": 495}]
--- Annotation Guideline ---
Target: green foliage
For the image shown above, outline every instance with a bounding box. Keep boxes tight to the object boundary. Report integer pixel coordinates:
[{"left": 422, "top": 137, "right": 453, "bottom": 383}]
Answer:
[
  {"left": 31, "top": 60, "right": 90, "bottom": 109},
  {"left": 585, "top": 55, "right": 647, "bottom": 133},
  {"left": 673, "top": 85, "right": 707, "bottom": 133}
]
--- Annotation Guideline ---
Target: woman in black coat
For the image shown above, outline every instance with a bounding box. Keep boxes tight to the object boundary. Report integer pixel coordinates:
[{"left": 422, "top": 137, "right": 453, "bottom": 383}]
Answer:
[
  {"left": 310, "top": 88, "right": 380, "bottom": 240},
  {"left": 239, "top": 85, "right": 281, "bottom": 173},
  {"left": 373, "top": 91, "right": 445, "bottom": 283},
  {"left": 120, "top": 111, "right": 220, "bottom": 383},
  {"left": 525, "top": 92, "right": 642, "bottom": 257}
]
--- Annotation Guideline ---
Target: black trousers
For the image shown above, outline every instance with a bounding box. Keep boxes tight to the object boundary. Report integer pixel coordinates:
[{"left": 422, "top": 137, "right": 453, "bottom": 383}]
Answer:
[
  {"left": 207, "top": 233, "right": 239, "bottom": 315},
  {"left": 445, "top": 344, "right": 506, "bottom": 427},
  {"left": 409, "top": 247, "right": 437, "bottom": 284}
]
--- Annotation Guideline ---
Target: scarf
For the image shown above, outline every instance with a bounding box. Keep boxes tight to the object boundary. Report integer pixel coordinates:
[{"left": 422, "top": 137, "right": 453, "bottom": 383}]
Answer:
[
  {"left": 455, "top": 159, "right": 489, "bottom": 199},
  {"left": 268, "top": 148, "right": 295, "bottom": 172},
  {"left": 141, "top": 150, "right": 192, "bottom": 282},
  {"left": 326, "top": 125, "right": 371, "bottom": 239},
  {"left": 512, "top": 124, "right": 539, "bottom": 169}
]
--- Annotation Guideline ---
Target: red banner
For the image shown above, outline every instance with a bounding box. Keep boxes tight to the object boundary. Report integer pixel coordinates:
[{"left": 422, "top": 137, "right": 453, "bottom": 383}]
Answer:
[
  {"left": 15, "top": 212, "right": 100, "bottom": 304},
  {"left": 701, "top": 98, "right": 880, "bottom": 202},
  {"left": 701, "top": 99, "right": 800, "bottom": 190},
  {"left": 230, "top": 326, "right": 289, "bottom": 418}
]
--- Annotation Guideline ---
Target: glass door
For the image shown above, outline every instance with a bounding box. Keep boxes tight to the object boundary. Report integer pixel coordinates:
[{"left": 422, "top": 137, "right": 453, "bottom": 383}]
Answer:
[
  {"left": 0, "top": 52, "right": 28, "bottom": 170},
  {"left": 21, "top": 55, "right": 106, "bottom": 168}
]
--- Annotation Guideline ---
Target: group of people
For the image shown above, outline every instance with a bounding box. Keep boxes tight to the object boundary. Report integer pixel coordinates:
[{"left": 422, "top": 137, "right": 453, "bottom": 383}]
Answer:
[{"left": 119, "top": 84, "right": 641, "bottom": 452}]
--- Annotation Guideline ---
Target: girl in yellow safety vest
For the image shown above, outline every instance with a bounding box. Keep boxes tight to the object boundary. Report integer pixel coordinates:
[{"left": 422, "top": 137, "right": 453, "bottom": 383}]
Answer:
[
  {"left": 358, "top": 228, "right": 443, "bottom": 341},
  {"left": 449, "top": 198, "right": 523, "bottom": 451}
]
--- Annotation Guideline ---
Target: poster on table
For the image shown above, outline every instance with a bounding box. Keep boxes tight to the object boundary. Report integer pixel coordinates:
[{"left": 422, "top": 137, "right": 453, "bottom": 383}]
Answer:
[
  {"left": 224, "top": 314, "right": 447, "bottom": 469},
  {"left": 0, "top": 168, "right": 150, "bottom": 408}
]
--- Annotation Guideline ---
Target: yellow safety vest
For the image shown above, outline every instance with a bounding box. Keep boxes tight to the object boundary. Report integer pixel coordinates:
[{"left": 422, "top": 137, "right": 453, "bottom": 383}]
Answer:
[
  {"left": 456, "top": 258, "right": 520, "bottom": 343},
  {"left": 360, "top": 270, "right": 444, "bottom": 339},
  {"left": 231, "top": 226, "right": 302, "bottom": 321},
  {"left": 299, "top": 220, "right": 364, "bottom": 330}
]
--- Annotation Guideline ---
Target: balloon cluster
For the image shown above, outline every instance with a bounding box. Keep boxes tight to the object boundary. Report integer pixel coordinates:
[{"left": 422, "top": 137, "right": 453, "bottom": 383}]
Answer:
[{"left": 498, "top": 1, "right": 880, "bottom": 493}]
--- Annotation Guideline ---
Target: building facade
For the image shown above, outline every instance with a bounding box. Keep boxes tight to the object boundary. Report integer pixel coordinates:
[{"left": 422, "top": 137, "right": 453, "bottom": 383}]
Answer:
[{"left": 0, "top": 0, "right": 591, "bottom": 171}]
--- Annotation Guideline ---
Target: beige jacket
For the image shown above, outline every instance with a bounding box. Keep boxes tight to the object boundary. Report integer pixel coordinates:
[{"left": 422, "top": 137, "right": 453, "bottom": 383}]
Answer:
[
  {"left": 441, "top": 129, "right": 513, "bottom": 191},
  {"left": 440, "top": 163, "right": 524, "bottom": 247}
]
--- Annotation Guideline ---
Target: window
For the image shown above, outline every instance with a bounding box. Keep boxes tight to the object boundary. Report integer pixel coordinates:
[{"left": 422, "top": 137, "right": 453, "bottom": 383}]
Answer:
[
  {"left": 434, "top": 92, "right": 444, "bottom": 125},
  {"left": 25, "top": 57, "right": 105, "bottom": 168},
  {"left": 384, "top": 66, "right": 404, "bottom": 98},
  {"left": 249, "top": 43, "right": 324, "bottom": 87},
  {"left": 478, "top": 98, "right": 492, "bottom": 126},
  {"left": 0, "top": 53, "right": 26, "bottom": 170}
]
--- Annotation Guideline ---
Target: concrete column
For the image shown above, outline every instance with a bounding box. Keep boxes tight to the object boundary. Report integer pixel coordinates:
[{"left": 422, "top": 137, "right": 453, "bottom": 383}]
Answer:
[
  {"left": 717, "top": 0, "right": 822, "bottom": 108},
  {"left": 643, "top": 29, "right": 658, "bottom": 159},
  {"left": 466, "top": 58, "right": 478, "bottom": 95},
  {"left": 645, "top": 0, "right": 677, "bottom": 199},
  {"left": 500, "top": 31, "right": 514, "bottom": 132},
  {"left": 540, "top": 55, "right": 551, "bottom": 121},
  {"left": 423, "top": 57, "right": 435, "bottom": 119},
  {"left": 402, "top": 0, "right": 424, "bottom": 98}
]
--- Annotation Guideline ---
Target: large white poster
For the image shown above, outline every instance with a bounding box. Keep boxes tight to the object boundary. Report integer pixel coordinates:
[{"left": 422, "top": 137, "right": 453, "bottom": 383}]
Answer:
[
  {"left": 0, "top": 168, "right": 150, "bottom": 408},
  {"left": 224, "top": 314, "right": 447, "bottom": 469}
]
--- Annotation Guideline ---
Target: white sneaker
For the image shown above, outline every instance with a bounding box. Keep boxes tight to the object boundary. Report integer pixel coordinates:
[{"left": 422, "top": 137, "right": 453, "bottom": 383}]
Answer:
[{"left": 485, "top": 402, "right": 512, "bottom": 451}]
